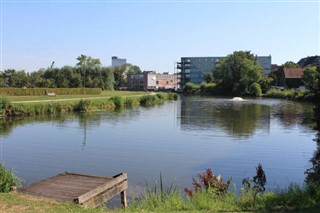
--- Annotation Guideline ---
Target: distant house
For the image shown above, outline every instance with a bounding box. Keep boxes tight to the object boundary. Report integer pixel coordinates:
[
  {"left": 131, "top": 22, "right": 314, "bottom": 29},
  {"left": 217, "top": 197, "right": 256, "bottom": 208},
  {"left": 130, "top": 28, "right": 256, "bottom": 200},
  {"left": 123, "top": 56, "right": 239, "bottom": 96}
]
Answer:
[
  {"left": 127, "top": 71, "right": 179, "bottom": 91},
  {"left": 277, "top": 68, "right": 304, "bottom": 88}
]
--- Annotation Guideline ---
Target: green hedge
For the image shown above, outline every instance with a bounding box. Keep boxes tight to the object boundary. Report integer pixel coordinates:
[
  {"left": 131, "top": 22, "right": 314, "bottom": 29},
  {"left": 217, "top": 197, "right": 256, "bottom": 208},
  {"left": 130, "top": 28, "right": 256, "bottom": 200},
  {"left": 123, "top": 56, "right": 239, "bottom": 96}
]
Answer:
[{"left": 0, "top": 88, "right": 102, "bottom": 96}]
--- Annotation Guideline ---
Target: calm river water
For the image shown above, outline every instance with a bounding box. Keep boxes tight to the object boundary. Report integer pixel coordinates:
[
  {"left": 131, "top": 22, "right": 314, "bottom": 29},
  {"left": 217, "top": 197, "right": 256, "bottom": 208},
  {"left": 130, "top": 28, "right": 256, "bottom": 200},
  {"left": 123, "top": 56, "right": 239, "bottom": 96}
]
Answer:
[{"left": 0, "top": 96, "right": 317, "bottom": 197}]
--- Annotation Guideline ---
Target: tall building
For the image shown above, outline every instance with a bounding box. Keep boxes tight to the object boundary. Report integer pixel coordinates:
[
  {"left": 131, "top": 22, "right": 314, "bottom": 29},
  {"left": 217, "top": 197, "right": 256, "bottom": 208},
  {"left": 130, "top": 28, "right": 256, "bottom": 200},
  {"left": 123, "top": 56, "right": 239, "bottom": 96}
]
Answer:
[
  {"left": 111, "top": 56, "right": 126, "bottom": 67},
  {"left": 177, "top": 55, "right": 272, "bottom": 88}
]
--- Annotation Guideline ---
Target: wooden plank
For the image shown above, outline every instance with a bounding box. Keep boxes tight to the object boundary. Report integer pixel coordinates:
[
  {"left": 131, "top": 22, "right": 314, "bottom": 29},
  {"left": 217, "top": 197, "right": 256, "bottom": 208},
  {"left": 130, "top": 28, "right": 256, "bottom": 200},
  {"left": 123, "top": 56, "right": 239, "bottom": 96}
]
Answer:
[
  {"left": 64, "top": 172, "right": 113, "bottom": 180},
  {"left": 121, "top": 190, "right": 127, "bottom": 208},
  {"left": 81, "top": 180, "right": 128, "bottom": 208},
  {"left": 75, "top": 173, "right": 127, "bottom": 204},
  {"left": 19, "top": 172, "right": 128, "bottom": 208}
]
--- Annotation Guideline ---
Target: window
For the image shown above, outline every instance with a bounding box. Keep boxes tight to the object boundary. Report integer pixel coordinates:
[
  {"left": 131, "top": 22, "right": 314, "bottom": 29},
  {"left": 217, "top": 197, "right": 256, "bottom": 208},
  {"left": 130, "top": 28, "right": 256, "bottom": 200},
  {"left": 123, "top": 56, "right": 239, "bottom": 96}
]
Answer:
[
  {"left": 156, "top": 81, "right": 159, "bottom": 84},
  {"left": 166, "top": 81, "right": 169, "bottom": 84}
]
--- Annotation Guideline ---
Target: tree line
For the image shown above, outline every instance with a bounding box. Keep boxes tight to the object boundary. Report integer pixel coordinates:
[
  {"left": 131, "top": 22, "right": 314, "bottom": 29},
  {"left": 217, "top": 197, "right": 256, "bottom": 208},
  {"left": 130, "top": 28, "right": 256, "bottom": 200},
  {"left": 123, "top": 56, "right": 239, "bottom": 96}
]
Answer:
[
  {"left": 0, "top": 55, "right": 142, "bottom": 90},
  {"left": 200, "top": 51, "right": 318, "bottom": 96}
]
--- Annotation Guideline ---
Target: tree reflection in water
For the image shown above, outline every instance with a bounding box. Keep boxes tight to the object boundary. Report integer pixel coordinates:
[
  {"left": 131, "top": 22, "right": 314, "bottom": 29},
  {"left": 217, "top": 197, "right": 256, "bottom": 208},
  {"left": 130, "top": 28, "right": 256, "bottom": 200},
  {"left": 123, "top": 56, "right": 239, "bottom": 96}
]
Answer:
[{"left": 305, "top": 66, "right": 320, "bottom": 186}]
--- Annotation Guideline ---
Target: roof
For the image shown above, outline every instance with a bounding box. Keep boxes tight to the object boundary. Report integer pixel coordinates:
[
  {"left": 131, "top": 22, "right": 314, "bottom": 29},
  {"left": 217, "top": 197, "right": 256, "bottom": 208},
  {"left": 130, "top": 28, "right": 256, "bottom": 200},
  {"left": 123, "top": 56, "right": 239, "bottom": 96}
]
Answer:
[{"left": 283, "top": 68, "right": 304, "bottom": 79}]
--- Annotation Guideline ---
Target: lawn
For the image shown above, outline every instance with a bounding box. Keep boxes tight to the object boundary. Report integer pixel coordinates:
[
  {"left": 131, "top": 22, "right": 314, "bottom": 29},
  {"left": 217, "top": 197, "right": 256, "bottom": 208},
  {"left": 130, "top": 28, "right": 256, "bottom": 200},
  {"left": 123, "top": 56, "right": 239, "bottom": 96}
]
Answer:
[{"left": 5, "top": 91, "right": 148, "bottom": 103}]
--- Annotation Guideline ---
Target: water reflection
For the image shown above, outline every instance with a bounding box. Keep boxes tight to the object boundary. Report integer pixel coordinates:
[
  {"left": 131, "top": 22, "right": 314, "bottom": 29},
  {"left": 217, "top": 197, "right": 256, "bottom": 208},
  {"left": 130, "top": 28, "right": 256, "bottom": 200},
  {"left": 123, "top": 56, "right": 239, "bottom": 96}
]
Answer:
[{"left": 179, "top": 97, "right": 314, "bottom": 138}]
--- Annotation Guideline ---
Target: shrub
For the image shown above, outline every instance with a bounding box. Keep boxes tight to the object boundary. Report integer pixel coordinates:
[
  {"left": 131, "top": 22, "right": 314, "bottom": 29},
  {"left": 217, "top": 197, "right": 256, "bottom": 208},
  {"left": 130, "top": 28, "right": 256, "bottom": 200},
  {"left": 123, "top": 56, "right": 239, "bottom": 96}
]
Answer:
[
  {"left": 242, "top": 163, "right": 267, "bottom": 206},
  {"left": 110, "top": 96, "right": 124, "bottom": 109},
  {"left": 185, "top": 168, "right": 232, "bottom": 198},
  {"left": 249, "top": 83, "right": 262, "bottom": 97},
  {"left": 140, "top": 95, "right": 159, "bottom": 107},
  {"left": 73, "top": 99, "right": 91, "bottom": 112},
  {"left": 156, "top": 93, "right": 166, "bottom": 100},
  {"left": 204, "top": 83, "right": 217, "bottom": 94},
  {"left": 167, "top": 93, "right": 178, "bottom": 100},
  {"left": 0, "top": 97, "right": 10, "bottom": 116},
  {"left": 183, "top": 83, "right": 200, "bottom": 94},
  {"left": 0, "top": 163, "right": 21, "bottom": 193}
]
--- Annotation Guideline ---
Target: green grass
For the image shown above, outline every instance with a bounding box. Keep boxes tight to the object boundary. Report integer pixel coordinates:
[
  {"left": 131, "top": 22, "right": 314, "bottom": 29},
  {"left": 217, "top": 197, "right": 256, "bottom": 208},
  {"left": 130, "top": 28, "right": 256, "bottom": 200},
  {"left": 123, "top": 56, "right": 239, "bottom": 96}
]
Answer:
[
  {"left": 1, "top": 182, "right": 320, "bottom": 212},
  {"left": 6, "top": 91, "right": 148, "bottom": 102},
  {"left": 0, "top": 92, "right": 177, "bottom": 117},
  {"left": 0, "top": 192, "right": 109, "bottom": 213}
]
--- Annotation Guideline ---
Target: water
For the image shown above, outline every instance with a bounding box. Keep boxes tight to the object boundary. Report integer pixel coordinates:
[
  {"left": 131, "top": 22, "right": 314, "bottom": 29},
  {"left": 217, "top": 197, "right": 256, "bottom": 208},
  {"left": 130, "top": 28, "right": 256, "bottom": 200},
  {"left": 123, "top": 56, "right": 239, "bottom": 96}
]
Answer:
[{"left": 0, "top": 96, "right": 317, "bottom": 198}]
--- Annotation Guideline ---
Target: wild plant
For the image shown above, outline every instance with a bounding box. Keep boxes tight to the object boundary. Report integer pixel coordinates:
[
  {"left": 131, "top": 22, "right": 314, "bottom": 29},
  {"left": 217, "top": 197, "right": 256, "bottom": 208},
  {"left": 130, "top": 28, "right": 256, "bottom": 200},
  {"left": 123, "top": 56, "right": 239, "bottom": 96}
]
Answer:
[
  {"left": 241, "top": 163, "right": 267, "bottom": 206},
  {"left": 0, "top": 163, "right": 21, "bottom": 193},
  {"left": 185, "top": 168, "right": 232, "bottom": 198}
]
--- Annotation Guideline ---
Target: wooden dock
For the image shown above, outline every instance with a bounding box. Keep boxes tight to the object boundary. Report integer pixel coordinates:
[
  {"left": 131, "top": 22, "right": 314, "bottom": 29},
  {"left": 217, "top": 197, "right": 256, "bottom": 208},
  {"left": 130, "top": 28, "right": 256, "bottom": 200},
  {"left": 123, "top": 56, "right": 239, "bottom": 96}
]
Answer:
[{"left": 18, "top": 172, "right": 128, "bottom": 208}]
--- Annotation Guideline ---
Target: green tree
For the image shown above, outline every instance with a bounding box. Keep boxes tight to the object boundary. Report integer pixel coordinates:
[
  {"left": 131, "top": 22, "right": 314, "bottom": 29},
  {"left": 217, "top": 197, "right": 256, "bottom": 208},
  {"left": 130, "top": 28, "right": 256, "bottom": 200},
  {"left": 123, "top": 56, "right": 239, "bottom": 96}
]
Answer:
[
  {"left": 283, "top": 61, "right": 300, "bottom": 68},
  {"left": 302, "top": 66, "right": 318, "bottom": 90},
  {"left": 76, "top": 54, "right": 101, "bottom": 88},
  {"left": 204, "top": 72, "right": 214, "bottom": 83},
  {"left": 10, "top": 70, "right": 29, "bottom": 88},
  {"left": 125, "top": 64, "right": 142, "bottom": 74},
  {"left": 213, "top": 51, "right": 263, "bottom": 95},
  {"left": 100, "top": 67, "right": 114, "bottom": 90}
]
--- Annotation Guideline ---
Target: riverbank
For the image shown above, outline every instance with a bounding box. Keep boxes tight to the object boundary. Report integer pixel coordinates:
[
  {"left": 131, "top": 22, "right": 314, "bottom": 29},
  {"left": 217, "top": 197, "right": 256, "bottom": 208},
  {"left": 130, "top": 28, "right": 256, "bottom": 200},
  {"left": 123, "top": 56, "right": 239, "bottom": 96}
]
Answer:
[
  {"left": 0, "top": 91, "right": 178, "bottom": 117},
  {"left": 1, "top": 183, "right": 319, "bottom": 212}
]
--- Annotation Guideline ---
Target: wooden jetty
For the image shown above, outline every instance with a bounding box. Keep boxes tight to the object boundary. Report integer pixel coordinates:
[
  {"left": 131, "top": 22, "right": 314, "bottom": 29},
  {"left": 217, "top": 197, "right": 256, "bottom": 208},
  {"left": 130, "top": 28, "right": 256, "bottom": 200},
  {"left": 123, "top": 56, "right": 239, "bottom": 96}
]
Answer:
[{"left": 18, "top": 172, "right": 128, "bottom": 208}]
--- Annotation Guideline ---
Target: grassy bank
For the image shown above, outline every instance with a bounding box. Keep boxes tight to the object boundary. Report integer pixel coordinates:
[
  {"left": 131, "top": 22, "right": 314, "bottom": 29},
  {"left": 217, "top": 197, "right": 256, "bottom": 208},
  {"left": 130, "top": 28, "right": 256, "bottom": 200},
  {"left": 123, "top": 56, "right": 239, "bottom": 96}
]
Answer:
[
  {"left": 1, "top": 182, "right": 319, "bottom": 212},
  {"left": 0, "top": 91, "right": 178, "bottom": 117},
  {"left": 264, "top": 88, "right": 315, "bottom": 102}
]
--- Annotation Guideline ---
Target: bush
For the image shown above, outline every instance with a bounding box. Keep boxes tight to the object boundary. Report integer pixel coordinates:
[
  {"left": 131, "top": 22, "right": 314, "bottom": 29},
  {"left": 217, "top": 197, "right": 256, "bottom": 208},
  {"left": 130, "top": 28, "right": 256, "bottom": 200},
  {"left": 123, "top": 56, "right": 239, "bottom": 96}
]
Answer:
[
  {"left": 0, "top": 97, "right": 10, "bottom": 116},
  {"left": 0, "top": 163, "right": 21, "bottom": 193},
  {"left": 249, "top": 83, "right": 262, "bottom": 97},
  {"left": 73, "top": 99, "right": 91, "bottom": 112},
  {"left": 110, "top": 96, "right": 124, "bottom": 109},
  {"left": 183, "top": 83, "right": 200, "bottom": 94},
  {"left": 204, "top": 83, "right": 217, "bottom": 94},
  {"left": 140, "top": 95, "right": 159, "bottom": 107},
  {"left": 185, "top": 168, "right": 232, "bottom": 198}
]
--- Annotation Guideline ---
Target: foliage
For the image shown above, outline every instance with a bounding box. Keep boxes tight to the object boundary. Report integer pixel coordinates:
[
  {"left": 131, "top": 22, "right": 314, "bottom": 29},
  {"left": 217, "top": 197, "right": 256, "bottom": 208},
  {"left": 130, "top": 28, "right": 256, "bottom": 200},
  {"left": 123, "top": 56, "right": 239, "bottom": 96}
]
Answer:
[
  {"left": 0, "top": 97, "right": 11, "bottom": 116},
  {"left": 265, "top": 88, "right": 314, "bottom": 102},
  {"left": 200, "top": 83, "right": 217, "bottom": 94},
  {"left": 242, "top": 163, "right": 267, "bottom": 205},
  {"left": 204, "top": 72, "right": 214, "bottom": 83},
  {"left": 283, "top": 61, "right": 300, "bottom": 68},
  {"left": 183, "top": 82, "right": 200, "bottom": 94},
  {"left": 110, "top": 96, "right": 124, "bottom": 109},
  {"left": 129, "top": 173, "right": 182, "bottom": 212},
  {"left": 213, "top": 51, "right": 263, "bottom": 96},
  {"left": 249, "top": 83, "right": 262, "bottom": 97},
  {"left": 0, "top": 56, "right": 114, "bottom": 90},
  {"left": 112, "top": 63, "right": 142, "bottom": 89},
  {"left": 73, "top": 100, "right": 91, "bottom": 112},
  {"left": 258, "top": 75, "right": 273, "bottom": 92},
  {"left": 185, "top": 168, "right": 232, "bottom": 198},
  {"left": 139, "top": 95, "right": 159, "bottom": 107},
  {"left": 0, "top": 163, "right": 21, "bottom": 193},
  {"left": 302, "top": 66, "right": 318, "bottom": 90}
]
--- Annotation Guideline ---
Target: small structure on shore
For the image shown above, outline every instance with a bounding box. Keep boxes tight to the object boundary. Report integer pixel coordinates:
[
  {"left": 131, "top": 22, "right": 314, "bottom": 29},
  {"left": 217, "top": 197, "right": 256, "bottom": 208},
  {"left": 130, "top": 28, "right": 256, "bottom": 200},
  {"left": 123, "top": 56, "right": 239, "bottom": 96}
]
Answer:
[{"left": 19, "top": 172, "right": 128, "bottom": 208}]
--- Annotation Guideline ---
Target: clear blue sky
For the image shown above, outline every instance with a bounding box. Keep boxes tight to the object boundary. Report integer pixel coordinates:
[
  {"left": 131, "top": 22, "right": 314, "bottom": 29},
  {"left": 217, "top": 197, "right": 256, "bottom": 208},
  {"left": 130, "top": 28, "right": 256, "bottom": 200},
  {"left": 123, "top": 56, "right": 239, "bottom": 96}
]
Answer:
[{"left": 1, "top": 0, "right": 319, "bottom": 73}]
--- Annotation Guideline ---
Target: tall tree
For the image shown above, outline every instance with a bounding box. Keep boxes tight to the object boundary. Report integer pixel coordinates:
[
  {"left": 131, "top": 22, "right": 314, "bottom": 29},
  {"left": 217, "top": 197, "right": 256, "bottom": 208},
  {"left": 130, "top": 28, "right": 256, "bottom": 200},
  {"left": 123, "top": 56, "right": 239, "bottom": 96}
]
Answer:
[
  {"left": 76, "top": 55, "right": 101, "bottom": 87},
  {"left": 302, "top": 66, "right": 318, "bottom": 90},
  {"left": 213, "top": 51, "right": 263, "bottom": 95}
]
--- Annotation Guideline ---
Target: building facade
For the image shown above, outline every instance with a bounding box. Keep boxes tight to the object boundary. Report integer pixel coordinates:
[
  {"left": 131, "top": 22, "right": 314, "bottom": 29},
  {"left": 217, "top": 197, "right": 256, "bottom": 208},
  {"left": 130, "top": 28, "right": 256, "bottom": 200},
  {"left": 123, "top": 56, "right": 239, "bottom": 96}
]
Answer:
[
  {"left": 111, "top": 56, "right": 127, "bottom": 67},
  {"left": 177, "top": 55, "right": 272, "bottom": 88},
  {"left": 127, "top": 71, "right": 179, "bottom": 91}
]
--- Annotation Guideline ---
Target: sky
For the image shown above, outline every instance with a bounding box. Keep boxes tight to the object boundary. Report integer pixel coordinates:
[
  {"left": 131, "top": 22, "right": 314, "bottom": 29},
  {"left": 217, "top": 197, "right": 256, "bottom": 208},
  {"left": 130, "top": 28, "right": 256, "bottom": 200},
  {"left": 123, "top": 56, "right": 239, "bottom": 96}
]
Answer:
[{"left": 0, "top": 0, "right": 319, "bottom": 73}]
